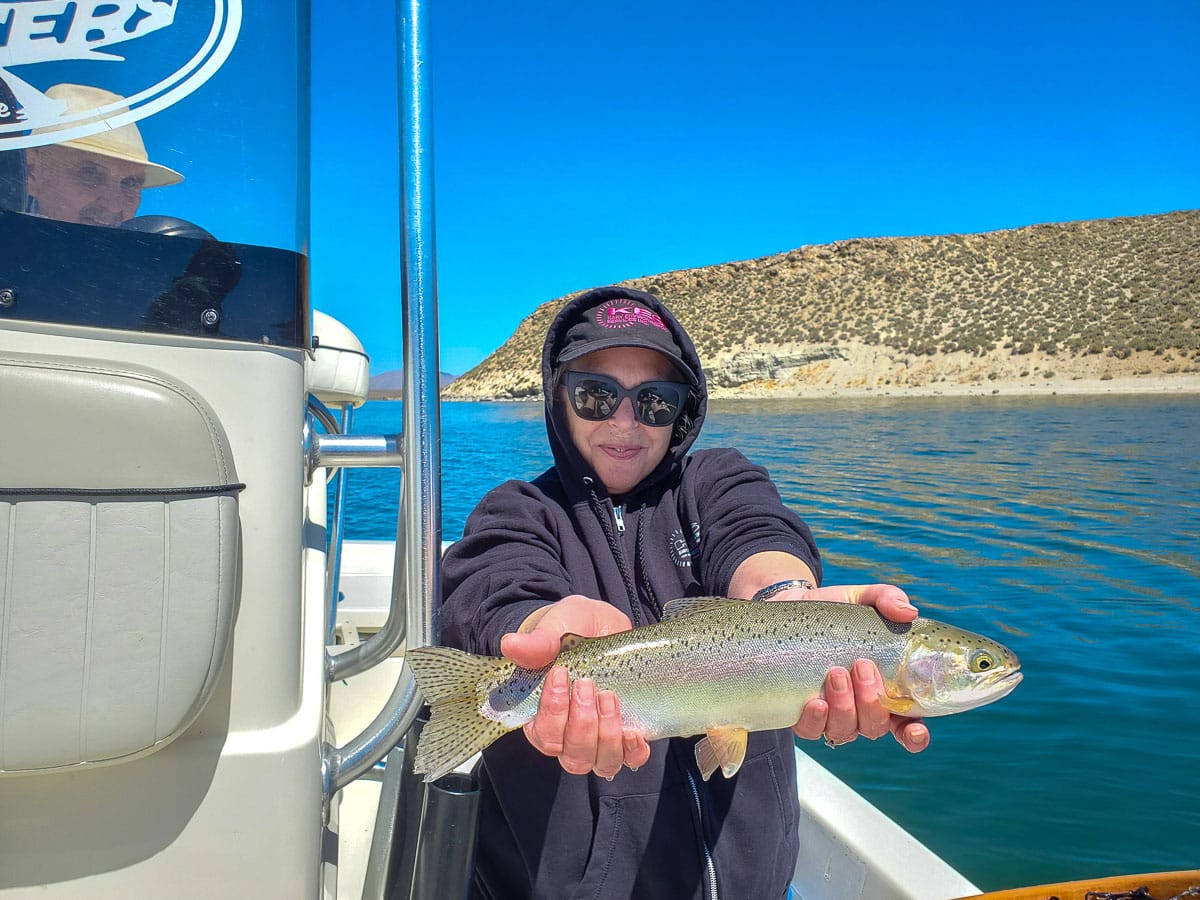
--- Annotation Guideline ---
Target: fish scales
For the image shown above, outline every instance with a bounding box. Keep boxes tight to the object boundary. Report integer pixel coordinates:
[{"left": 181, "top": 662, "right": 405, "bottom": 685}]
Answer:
[
  {"left": 547, "top": 601, "right": 914, "bottom": 739},
  {"left": 406, "top": 597, "right": 1022, "bottom": 782}
]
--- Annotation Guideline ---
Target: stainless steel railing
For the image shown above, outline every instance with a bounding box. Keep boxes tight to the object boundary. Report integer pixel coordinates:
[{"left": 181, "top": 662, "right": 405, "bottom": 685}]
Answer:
[{"left": 320, "top": 0, "right": 439, "bottom": 795}]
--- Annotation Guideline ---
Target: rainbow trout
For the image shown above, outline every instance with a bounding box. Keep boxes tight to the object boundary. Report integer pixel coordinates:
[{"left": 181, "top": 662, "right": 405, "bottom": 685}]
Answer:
[{"left": 406, "top": 598, "right": 1022, "bottom": 782}]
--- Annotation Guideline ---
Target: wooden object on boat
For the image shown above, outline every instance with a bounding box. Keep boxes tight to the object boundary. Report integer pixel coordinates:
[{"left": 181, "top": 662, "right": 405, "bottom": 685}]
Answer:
[{"left": 955, "top": 869, "right": 1200, "bottom": 900}]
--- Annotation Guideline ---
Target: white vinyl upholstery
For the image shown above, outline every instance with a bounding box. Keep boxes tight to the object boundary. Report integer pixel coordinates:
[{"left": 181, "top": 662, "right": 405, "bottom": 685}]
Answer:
[{"left": 0, "top": 354, "right": 240, "bottom": 774}]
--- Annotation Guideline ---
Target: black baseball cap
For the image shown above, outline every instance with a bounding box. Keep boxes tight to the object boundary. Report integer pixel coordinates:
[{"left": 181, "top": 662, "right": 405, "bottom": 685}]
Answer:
[{"left": 555, "top": 295, "right": 696, "bottom": 385}]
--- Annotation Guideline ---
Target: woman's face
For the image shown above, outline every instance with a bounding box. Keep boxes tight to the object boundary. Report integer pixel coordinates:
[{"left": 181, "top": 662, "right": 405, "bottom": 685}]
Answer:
[{"left": 562, "top": 346, "right": 679, "bottom": 497}]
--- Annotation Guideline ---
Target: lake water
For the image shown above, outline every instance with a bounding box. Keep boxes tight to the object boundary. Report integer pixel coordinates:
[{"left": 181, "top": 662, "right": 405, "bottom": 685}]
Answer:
[{"left": 335, "top": 395, "right": 1200, "bottom": 891}]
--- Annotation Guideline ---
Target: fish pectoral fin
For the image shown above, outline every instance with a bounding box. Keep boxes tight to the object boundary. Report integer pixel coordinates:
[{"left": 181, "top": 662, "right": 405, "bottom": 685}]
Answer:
[
  {"left": 695, "top": 726, "right": 749, "bottom": 782},
  {"left": 878, "top": 691, "right": 915, "bottom": 715},
  {"left": 558, "top": 633, "right": 586, "bottom": 652}
]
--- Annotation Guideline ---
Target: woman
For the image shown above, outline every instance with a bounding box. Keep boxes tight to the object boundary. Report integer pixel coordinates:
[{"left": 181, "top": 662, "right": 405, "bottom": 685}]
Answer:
[{"left": 441, "top": 286, "right": 928, "bottom": 899}]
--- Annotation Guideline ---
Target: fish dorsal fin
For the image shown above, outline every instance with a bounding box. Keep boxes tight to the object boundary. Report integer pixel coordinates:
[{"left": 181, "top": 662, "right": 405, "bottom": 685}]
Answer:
[
  {"left": 558, "top": 633, "right": 586, "bottom": 653},
  {"left": 660, "top": 596, "right": 744, "bottom": 621}
]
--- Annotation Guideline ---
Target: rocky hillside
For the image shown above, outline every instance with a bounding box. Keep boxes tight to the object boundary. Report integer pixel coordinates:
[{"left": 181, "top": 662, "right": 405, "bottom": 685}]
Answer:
[{"left": 443, "top": 210, "right": 1200, "bottom": 399}]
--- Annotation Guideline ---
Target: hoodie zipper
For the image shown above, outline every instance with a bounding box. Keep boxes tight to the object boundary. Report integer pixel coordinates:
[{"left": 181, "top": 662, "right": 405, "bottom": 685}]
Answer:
[
  {"left": 613, "top": 504, "right": 625, "bottom": 534},
  {"left": 687, "top": 770, "right": 719, "bottom": 900},
  {"left": 584, "top": 480, "right": 643, "bottom": 626}
]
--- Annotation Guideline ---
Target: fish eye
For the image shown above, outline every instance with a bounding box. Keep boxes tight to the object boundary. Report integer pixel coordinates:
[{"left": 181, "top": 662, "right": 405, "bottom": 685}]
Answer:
[{"left": 971, "top": 651, "right": 995, "bottom": 673}]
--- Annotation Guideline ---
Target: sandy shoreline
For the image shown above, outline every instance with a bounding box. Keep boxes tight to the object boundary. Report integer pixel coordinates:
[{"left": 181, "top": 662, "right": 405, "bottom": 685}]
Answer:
[
  {"left": 432, "top": 374, "right": 1200, "bottom": 404},
  {"left": 441, "top": 343, "right": 1200, "bottom": 404},
  {"left": 712, "top": 373, "right": 1200, "bottom": 400}
]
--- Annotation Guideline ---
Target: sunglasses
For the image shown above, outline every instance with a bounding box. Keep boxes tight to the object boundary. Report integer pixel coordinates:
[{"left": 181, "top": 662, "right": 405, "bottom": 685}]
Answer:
[{"left": 562, "top": 371, "right": 690, "bottom": 427}]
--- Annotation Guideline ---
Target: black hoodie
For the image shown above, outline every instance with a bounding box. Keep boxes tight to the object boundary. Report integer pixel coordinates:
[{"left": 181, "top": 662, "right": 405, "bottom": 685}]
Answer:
[{"left": 441, "top": 287, "right": 822, "bottom": 899}]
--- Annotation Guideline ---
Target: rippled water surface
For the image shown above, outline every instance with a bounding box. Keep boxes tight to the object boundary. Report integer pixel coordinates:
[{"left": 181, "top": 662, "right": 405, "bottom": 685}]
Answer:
[{"left": 340, "top": 395, "right": 1200, "bottom": 890}]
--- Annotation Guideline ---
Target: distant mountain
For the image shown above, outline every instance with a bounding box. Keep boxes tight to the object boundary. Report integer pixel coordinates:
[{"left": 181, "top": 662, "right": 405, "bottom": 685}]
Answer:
[
  {"left": 443, "top": 210, "right": 1200, "bottom": 399},
  {"left": 368, "top": 369, "right": 457, "bottom": 398}
]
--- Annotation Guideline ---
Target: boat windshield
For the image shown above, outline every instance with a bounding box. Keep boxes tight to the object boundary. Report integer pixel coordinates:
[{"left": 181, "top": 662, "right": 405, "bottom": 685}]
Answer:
[{"left": 0, "top": 1, "right": 309, "bottom": 347}]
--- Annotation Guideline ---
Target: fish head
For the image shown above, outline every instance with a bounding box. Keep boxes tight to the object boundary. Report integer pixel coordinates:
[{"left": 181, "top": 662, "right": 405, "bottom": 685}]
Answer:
[{"left": 896, "top": 619, "right": 1023, "bottom": 717}]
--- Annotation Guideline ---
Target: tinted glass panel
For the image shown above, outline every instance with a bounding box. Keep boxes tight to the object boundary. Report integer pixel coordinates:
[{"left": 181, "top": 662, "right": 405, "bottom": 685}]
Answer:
[
  {"left": 0, "top": 1, "right": 308, "bottom": 345},
  {"left": 0, "top": 209, "right": 304, "bottom": 346}
]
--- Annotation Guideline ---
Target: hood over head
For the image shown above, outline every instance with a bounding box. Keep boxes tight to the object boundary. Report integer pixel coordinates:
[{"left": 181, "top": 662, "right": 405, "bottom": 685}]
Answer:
[{"left": 542, "top": 287, "right": 708, "bottom": 501}]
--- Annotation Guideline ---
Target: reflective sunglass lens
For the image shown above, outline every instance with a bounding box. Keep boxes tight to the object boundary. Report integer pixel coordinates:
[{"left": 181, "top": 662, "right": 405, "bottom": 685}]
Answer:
[
  {"left": 635, "top": 386, "right": 681, "bottom": 426},
  {"left": 564, "top": 372, "right": 687, "bottom": 427},
  {"left": 572, "top": 379, "right": 616, "bottom": 419}
]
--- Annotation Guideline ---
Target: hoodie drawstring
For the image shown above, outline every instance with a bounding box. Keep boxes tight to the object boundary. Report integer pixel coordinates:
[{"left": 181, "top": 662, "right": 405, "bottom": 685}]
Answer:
[{"left": 634, "top": 507, "right": 664, "bottom": 620}]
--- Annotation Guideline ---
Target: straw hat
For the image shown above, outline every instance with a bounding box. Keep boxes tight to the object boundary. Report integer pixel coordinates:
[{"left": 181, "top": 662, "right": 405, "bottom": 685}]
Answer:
[{"left": 34, "top": 83, "right": 183, "bottom": 188}]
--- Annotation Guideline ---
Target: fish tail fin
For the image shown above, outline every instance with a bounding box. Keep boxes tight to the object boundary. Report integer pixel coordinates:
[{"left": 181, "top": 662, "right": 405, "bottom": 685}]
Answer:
[{"left": 406, "top": 646, "right": 514, "bottom": 783}]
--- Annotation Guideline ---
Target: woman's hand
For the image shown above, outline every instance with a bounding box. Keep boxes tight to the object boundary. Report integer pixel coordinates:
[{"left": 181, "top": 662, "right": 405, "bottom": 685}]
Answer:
[
  {"left": 501, "top": 595, "right": 652, "bottom": 778},
  {"left": 782, "top": 582, "right": 930, "bottom": 753}
]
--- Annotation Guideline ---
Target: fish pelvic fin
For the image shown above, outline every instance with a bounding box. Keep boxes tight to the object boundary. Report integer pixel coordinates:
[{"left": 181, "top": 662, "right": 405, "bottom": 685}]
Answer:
[
  {"left": 406, "top": 646, "right": 515, "bottom": 783},
  {"left": 695, "top": 726, "right": 749, "bottom": 782}
]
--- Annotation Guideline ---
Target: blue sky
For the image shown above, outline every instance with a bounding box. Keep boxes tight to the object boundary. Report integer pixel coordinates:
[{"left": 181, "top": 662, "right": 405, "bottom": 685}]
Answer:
[{"left": 310, "top": 0, "right": 1199, "bottom": 377}]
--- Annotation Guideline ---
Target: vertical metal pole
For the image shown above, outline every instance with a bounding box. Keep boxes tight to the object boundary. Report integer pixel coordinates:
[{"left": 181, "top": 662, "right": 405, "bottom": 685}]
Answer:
[
  {"left": 396, "top": 0, "right": 441, "bottom": 653},
  {"left": 394, "top": 7, "right": 482, "bottom": 896},
  {"left": 320, "top": 0, "right": 439, "bottom": 794},
  {"left": 325, "top": 404, "right": 354, "bottom": 645},
  {"left": 333, "top": 6, "right": 480, "bottom": 893}
]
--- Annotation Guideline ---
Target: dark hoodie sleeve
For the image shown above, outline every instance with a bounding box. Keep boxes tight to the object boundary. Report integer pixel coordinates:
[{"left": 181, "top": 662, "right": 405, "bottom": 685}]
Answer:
[
  {"left": 440, "top": 480, "right": 574, "bottom": 656},
  {"left": 687, "top": 448, "right": 822, "bottom": 593}
]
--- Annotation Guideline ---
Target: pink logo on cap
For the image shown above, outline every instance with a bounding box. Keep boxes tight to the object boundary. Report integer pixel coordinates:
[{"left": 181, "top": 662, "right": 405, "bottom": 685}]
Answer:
[{"left": 596, "top": 300, "right": 669, "bottom": 331}]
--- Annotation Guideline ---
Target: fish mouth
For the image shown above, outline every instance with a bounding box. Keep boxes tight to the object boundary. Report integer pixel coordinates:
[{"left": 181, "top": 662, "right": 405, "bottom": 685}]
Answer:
[
  {"left": 934, "top": 669, "right": 1023, "bottom": 715},
  {"left": 987, "top": 669, "right": 1023, "bottom": 698}
]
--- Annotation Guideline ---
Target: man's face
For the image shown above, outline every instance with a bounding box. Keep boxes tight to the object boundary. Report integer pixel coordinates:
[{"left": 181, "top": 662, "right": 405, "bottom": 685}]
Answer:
[
  {"left": 562, "top": 346, "right": 679, "bottom": 497},
  {"left": 26, "top": 145, "right": 145, "bottom": 226}
]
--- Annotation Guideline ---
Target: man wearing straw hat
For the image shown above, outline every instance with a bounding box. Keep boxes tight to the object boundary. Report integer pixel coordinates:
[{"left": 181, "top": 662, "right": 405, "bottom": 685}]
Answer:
[{"left": 24, "top": 83, "right": 183, "bottom": 227}]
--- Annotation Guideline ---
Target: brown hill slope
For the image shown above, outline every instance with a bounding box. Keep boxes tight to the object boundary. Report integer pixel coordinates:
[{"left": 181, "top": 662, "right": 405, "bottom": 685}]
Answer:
[{"left": 444, "top": 210, "right": 1200, "bottom": 399}]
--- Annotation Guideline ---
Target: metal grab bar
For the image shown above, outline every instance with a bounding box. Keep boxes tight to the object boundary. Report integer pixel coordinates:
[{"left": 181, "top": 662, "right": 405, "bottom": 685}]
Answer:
[
  {"left": 303, "top": 396, "right": 403, "bottom": 483},
  {"left": 310, "top": 432, "right": 403, "bottom": 471},
  {"left": 304, "top": 397, "right": 404, "bottom": 649},
  {"left": 322, "top": 0, "right": 439, "bottom": 792}
]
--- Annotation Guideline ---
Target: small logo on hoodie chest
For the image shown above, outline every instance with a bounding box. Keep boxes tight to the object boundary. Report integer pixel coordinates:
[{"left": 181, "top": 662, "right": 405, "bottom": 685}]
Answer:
[{"left": 668, "top": 522, "right": 701, "bottom": 568}]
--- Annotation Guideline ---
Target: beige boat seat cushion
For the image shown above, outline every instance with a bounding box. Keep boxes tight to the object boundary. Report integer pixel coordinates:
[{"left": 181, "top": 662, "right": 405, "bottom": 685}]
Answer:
[{"left": 0, "top": 354, "right": 241, "bottom": 775}]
